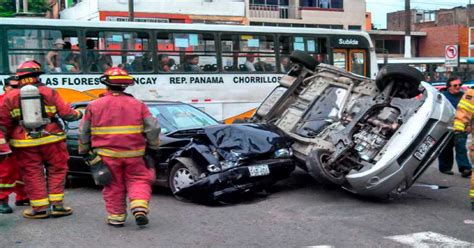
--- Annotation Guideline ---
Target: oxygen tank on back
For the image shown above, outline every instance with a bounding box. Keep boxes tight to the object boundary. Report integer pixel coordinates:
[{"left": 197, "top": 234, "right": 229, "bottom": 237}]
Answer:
[{"left": 20, "top": 85, "right": 49, "bottom": 130}]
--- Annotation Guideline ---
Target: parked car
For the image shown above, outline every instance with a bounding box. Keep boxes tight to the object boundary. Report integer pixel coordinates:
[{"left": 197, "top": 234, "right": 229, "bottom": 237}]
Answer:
[
  {"left": 66, "top": 101, "right": 294, "bottom": 203},
  {"left": 251, "top": 51, "right": 455, "bottom": 198}
]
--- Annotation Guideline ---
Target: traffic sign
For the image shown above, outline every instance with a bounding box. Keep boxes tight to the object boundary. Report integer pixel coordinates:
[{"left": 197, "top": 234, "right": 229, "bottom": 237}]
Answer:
[{"left": 445, "top": 45, "right": 459, "bottom": 67}]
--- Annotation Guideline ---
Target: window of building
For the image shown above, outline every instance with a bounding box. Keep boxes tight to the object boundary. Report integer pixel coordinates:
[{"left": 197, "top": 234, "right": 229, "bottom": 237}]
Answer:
[
  {"left": 348, "top": 25, "right": 362, "bottom": 30},
  {"left": 376, "top": 39, "right": 403, "bottom": 54},
  {"left": 7, "top": 29, "right": 80, "bottom": 74},
  {"left": 85, "top": 30, "right": 151, "bottom": 73},
  {"left": 156, "top": 32, "right": 217, "bottom": 73},
  {"left": 221, "top": 34, "right": 276, "bottom": 72},
  {"left": 300, "top": 0, "right": 343, "bottom": 9},
  {"left": 251, "top": 0, "right": 288, "bottom": 6}
]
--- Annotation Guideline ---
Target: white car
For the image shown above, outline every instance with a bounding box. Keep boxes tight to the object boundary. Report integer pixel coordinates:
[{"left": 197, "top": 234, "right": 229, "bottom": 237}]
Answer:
[{"left": 252, "top": 51, "right": 455, "bottom": 198}]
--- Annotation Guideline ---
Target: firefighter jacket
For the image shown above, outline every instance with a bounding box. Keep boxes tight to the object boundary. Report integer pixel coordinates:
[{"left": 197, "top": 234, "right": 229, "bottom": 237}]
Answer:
[
  {"left": 0, "top": 95, "right": 11, "bottom": 155},
  {"left": 0, "top": 130, "right": 11, "bottom": 156},
  {"left": 453, "top": 89, "right": 474, "bottom": 132},
  {"left": 0, "top": 83, "right": 82, "bottom": 148},
  {"left": 78, "top": 91, "right": 160, "bottom": 158}
]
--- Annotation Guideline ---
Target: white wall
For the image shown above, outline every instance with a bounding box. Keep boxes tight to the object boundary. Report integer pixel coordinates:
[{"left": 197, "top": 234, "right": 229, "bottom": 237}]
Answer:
[
  {"left": 60, "top": 0, "right": 100, "bottom": 20},
  {"left": 100, "top": 0, "right": 245, "bottom": 17}
]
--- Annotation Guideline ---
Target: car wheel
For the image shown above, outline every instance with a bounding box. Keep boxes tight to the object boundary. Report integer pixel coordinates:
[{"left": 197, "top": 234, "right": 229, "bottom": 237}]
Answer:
[
  {"left": 168, "top": 161, "right": 201, "bottom": 200},
  {"left": 289, "top": 50, "right": 319, "bottom": 71},
  {"left": 375, "top": 64, "right": 423, "bottom": 99},
  {"left": 307, "top": 149, "right": 346, "bottom": 185}
]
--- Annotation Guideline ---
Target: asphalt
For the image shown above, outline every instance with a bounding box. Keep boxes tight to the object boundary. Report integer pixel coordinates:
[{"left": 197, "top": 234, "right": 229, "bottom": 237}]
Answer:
[{"left": 0, "top": 163, "right": 473, "bottom": 248}]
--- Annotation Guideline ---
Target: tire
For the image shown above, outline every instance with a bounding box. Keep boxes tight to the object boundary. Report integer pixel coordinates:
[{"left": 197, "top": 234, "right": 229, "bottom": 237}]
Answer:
[
  {"left": 306, "top": 149, "right": 346, "bottom": 185},
  {"left": 168, "top": 161, "right": 202, "bottom": 200},
  {"left": 289, "top": 50, "right": 319, "bottom": 71},
  {"left": 375, "top": 64, "right": 423, "bottom": 98}
]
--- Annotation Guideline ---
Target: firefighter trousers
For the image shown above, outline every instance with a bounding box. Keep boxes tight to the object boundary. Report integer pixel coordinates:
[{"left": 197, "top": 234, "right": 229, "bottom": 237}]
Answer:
[
  {"left": 102, "top": 156, "right": 155, "bottom": 216},
  {"left": 16, "top": 141, "right": 69, "bottom": 211},
  {"left": 0, "top": 154, "right": 28, "bottom": 203}
]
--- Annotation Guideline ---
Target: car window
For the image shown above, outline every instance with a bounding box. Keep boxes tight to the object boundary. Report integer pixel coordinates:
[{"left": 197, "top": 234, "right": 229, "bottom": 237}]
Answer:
[{"left": 148, "top": 104, "right": 219, "bottom": 133}]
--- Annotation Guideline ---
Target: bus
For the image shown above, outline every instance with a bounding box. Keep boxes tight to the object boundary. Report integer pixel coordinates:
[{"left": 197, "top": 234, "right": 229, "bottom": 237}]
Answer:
[
  {"left": 377, "top": 57, "right": 474, "bottom": 86},
  {"left": 0, "top": 18, "right": 378, "bottom": 122}
]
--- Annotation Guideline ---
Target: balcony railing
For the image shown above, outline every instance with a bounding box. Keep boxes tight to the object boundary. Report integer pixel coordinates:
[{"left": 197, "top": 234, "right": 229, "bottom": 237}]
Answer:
[{"left": 249, "top": 4, "right": 301, "bottom": 19}]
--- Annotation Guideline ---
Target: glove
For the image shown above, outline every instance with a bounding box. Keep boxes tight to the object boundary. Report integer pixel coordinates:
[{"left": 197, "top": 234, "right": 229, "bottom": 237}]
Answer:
[
  {"left": 0, "top": 154, "right": 8, "bottom": 162},
  {"left": 83, "top": 152, "right": 112, "bottom": 186},
  {"left": 144, "top": 148, "right": 159, "bottom": 169}
]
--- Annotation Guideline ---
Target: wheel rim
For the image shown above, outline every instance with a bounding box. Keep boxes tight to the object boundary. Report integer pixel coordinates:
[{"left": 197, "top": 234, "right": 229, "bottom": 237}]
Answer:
[{"left": 172, "top": 167, "right": 195, "bottom": 192}]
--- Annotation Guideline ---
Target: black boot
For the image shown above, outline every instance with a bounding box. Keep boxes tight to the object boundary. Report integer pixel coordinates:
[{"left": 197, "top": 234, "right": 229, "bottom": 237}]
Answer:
[
  {"left": 0, "top": 203, "right": 13, "bottom": 214},
  {"left": 50, "top": 204, "right": 73, "bottom": 218},
  {"left": 22, "top": 208, "right": 49, "bottom": 219},
  {"left": 133, "top": 211, "right": 149, "bottom": 226}
]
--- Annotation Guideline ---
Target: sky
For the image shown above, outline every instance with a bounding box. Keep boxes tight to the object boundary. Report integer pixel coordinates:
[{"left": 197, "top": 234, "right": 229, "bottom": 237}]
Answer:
[{"left": 366, "top": 0, "right": 471, "bottom": 29}]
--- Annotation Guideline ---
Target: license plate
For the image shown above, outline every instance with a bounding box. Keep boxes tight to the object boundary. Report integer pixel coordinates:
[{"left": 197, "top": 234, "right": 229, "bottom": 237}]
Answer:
[
  {"left": 248, "top": 164, "right": 270, "bottom": 177},
  {"left": 413, "top": 136, "right": 436, "bottom": 161}
]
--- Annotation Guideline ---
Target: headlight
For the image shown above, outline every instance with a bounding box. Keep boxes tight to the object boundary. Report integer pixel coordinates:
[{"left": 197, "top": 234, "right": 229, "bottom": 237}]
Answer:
[
  {"left": 207, "top": 164, "right": 221, "bottom": 173},
  {"left": 274, "top": 148, "right": 293, "bottom": 158},
  {"left": 220, "top": 160, "right": 239, "bottom": 171}
]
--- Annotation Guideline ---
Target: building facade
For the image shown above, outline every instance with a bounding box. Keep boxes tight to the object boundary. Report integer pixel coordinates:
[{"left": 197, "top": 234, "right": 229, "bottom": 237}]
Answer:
[
  {"left": 59, "top": 0, "right": 246, "bottom": 24},
  {"left": 383, "top": 5, "right": 474, "bottom": 57},
  {"left": 247, "top": 0, "right": 367, "bottom": 30}
]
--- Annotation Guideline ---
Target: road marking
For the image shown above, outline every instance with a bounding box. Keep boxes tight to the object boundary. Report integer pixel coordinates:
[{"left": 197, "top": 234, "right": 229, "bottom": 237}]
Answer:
[{"left": 385, "top": 232, "right": 473, "bottom": 247}]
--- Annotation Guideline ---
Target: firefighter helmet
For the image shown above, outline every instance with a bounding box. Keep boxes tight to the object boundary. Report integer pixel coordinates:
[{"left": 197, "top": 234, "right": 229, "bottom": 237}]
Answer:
[
  {"left": 16, "top": 60, "right": 44, "bottom": 79},
  {"left": 99, "top": 67, "right": 134, "bottom": 88}
]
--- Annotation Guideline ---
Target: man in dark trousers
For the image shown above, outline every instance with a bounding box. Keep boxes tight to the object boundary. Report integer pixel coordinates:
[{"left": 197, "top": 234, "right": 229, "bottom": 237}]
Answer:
[{"left": 439, "top": 76, "right": 472, "bottom": 177}]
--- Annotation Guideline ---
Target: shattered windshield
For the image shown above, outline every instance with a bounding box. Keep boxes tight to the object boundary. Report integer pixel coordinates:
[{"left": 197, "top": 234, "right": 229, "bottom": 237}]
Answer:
[{"left": 148, "top": 104, "right": 219, "bottom": 133}]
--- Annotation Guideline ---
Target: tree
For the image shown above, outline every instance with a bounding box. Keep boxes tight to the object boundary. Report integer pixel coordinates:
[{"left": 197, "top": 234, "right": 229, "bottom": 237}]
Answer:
[{"left": 0, "top": 0, "right": 50, "bottom": 17}]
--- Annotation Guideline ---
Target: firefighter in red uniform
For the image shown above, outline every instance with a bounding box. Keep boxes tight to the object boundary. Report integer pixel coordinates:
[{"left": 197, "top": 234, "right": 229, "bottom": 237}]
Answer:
[
  {"left": 78, "top": 67, "right": 160, "bottom": 227},
  {"left": 0, "top": 76, "right": 29, "bottom": 214},
  {"left": 0, "top": 60, "right": 82, "bottom": 219},
  {"left": 453, "top": 88, "right": 474, "bottom": 210}
]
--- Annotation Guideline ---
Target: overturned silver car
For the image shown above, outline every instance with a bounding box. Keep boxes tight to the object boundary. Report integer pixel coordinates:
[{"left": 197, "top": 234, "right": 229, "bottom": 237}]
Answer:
[{"left": 251, "top": 51, "right": 455, "bottom": 198}]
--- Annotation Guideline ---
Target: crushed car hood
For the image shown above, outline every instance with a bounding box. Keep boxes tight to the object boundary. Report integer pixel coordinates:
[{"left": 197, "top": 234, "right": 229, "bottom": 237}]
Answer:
[{"left": 203, "top": 124, "right": 293, "bottom": 161}]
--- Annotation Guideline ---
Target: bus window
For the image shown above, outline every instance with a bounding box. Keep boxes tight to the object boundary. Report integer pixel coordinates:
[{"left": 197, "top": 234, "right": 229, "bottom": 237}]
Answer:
[
  {"left": 349, "top": 50, "right": 366, "bottom": 76},
  {"left": 85, "top": 30, "right": 151, "bottom": 73},
  {"left": 7, "top": 29, "right": 79, "bottom": 73},
  {"left": 279, "top": 35, "right": 328, "bottom": 72},
  {"left": 156, "top": 32, "right": 217, "bottom": 73},
  {"left": 221, "top": 34, "right": 275, "bottom": 72}
]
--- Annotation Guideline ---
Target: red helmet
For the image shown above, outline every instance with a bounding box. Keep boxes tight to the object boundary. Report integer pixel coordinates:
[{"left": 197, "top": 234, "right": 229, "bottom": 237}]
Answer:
[
  {"left": 16, "top": 60, "right": 44, "bottom": 78},
  {"left": 99, "top": 67, "right": 134, "bottom": 88}
]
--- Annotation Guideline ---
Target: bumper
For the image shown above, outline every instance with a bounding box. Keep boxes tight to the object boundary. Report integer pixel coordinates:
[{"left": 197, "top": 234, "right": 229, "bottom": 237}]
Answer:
[{"left": 174, "top": 158, "right": 295, "bottom": 203}]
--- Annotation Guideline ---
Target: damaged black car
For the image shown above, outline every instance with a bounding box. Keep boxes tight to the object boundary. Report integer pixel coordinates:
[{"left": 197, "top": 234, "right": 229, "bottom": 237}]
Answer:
[
  {"left": 66, "top": 101, "right": 295, "bottom": 203},
  {"left": 168, "top": 123, "right": 295, "bottom": 203}
]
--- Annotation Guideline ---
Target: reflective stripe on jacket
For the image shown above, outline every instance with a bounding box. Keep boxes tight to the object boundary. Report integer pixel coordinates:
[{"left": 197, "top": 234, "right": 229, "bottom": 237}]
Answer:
[
  {"left": 0, "top": 83, "right": 82, "bottom": 148},
  {"left": 78, "top": 92, "right": 160, "bottom": 158},
  {"left": 453, "top": 89, "right": 474, "bottom": 132}
]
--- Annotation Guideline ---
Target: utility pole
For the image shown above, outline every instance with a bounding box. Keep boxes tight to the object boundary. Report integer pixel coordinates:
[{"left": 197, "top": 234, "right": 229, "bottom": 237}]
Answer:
[
  {"left": 404, "top": 0, "right": 411, "bottom": 58},
  {"left": 129, "top": 0, "right": 134, "bottom": 22}
]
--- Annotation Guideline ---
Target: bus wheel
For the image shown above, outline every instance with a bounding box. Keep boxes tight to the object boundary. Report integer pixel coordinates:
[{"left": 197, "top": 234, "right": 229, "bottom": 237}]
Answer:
[
  {"left": 289, "top": 50, "right": 319, "bottom": 71},
  {"left": 376, "top": 64, "right": 424, "bottom": 99}
]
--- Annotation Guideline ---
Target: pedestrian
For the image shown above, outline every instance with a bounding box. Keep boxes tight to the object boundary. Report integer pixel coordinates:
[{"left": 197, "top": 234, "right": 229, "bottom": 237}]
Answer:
[
  {"left": 0, "top": 60, "right": 83, "bottom": 219},
  {"left": 451, "top": 80, "right": 474, "bottom": 210},
  {"left": 78, "top": 67, "right": 160, "bottom": 227},
  {"left": 438, "top": 76, "right": 472, "bottom": 177},
  {"left": 0, "top": 76, "right": 29, "bottom": 214}
]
